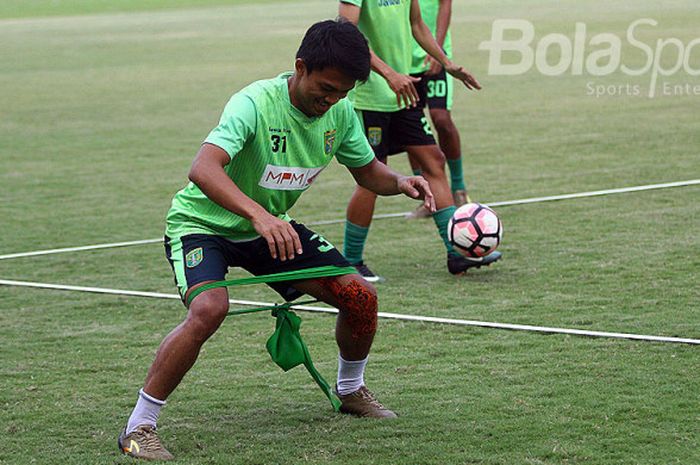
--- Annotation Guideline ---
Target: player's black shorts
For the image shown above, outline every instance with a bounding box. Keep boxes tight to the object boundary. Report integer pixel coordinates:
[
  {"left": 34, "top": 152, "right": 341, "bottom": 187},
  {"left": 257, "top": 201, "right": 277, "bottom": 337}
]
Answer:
[
  {"left": 164, "top": 221, "right": 350, "bottom": 305},
  {"left": 356, "top": 73, "right": 436, "bottom": 162},
  {"left": 424, "top": 67, "right": 453, "bottom": 111}
]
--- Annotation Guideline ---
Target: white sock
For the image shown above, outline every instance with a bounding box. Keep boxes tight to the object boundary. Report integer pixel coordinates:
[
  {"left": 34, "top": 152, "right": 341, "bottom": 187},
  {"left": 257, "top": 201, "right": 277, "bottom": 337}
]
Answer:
[
  {"left": 126, "top": 389, "right": 166, "bottom": 434},
  {"left": 336, "top": 354, "right": 368, "bottom": 395}
]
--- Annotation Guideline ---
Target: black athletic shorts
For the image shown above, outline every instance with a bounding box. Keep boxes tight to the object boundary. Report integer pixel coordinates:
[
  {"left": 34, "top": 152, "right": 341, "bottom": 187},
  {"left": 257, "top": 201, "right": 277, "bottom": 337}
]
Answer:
[
  {"left": 164, "top": 221, "right": 350, "bottom": 305},
  {"left": 424, "top": 67, "right": 453, "bottom": 110},
  {"left": 356, "top": 73, "right": 436, "bottom": 162}
]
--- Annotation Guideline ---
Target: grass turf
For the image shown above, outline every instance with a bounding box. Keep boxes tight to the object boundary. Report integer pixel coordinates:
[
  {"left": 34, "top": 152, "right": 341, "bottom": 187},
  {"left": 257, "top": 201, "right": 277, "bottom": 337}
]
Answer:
[{"left": 1, "top": 1, "right": 699, "bottom": 464}]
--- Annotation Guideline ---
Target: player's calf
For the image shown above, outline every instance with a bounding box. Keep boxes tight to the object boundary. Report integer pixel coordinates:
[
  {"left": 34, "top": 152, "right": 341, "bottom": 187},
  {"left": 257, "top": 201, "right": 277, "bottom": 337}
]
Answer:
[{"left": 407, "top": 146, "right": 453, "bottom": 210}]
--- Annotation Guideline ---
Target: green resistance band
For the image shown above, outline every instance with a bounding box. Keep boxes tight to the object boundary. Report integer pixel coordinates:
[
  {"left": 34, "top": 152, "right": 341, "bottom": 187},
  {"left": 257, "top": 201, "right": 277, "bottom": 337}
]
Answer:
[
  {"left": 186, "top": 265, "right": 356, "bottom": 411},
  {"left": 185, "top": 265, "right": 356, "bottom": 307}
]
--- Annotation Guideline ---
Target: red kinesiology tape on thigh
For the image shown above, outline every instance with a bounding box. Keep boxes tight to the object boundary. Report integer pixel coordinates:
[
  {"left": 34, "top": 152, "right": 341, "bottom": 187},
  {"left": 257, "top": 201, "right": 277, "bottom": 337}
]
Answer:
[{"left": 320, "top": 278, "right": 377, "bottom": 338}]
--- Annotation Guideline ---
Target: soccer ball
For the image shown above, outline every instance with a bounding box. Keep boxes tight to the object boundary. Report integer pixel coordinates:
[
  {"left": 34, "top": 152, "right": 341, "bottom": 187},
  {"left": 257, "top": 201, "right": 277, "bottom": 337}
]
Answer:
[{"left": 448, "top": 203, "right": 503, "bottom": 258}]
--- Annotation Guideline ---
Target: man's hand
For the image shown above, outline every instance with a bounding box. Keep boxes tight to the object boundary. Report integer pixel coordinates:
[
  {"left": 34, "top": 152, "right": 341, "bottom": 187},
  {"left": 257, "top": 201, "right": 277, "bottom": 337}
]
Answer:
[
  {"left": 397, "top": 175, "right": 436, "bottom": 213},
  {"left": 444, "top": 62, "right": 482, "bottom": 90},
  {"left": 386, "top": 70, "right": 422, "bottom": 108},
  {"left": 250, "top": 212, "right": 303, "bottom": 261},
  {"left": 423, "top": 55, "right": 443, "bottom": 76}
]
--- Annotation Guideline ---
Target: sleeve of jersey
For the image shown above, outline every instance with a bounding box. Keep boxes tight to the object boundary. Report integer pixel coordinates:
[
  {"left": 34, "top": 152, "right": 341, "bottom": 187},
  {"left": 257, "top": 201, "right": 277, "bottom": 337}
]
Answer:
[
  {"left": 340, "top": 0, "right": 362, "bottom": 6},
  {"left": 335, "top": 105, "right": 375, "bottom": 168},
  {"left": 203, "top": 93, "right": 257, "bottom": 160}
]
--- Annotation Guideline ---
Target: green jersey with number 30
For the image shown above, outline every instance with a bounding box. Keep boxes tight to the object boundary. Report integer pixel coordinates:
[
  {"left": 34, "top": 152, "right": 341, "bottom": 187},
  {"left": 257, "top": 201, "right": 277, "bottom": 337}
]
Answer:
[
  {"left": 410, "top": 0, "right": 453, "bottom": 73},
  {"left": 342, "top": 0, "right": 413, "bottom": 112},
  {"left": 166, "top": 73, "right": 374, "bottom": 241}
]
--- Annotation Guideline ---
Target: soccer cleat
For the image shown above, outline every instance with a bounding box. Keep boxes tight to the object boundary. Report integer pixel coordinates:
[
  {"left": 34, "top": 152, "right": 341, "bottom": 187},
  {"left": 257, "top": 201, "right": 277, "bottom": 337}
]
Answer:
[
  {"left": 353, "top": 261, "right": 386, "bottom": 283},
  {"left": 452, "top": 189, "right": 471, "bottom": 207},
  {"left": 336, "top": 385, "right": 397, "bottom": 418},
  {"left": 118, "top": 425, "right": 174, "bottom": 461},
  {"left": 447, "top": 250, "right": 502, "bottom": 275},
  {"left": 406, "top": 203, "right": 432, "bottom": 220}
]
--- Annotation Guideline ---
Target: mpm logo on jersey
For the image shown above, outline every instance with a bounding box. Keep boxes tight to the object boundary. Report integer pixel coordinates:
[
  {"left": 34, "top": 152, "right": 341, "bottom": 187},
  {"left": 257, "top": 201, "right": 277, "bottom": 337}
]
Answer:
[{"left": 259, "top": 165, "right": 325, "bottom": 191}]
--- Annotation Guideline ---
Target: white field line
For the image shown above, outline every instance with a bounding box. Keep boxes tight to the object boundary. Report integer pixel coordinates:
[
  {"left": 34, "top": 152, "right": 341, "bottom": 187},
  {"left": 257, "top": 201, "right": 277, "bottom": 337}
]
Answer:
[
  {"left": 486, "top": 179, "right": 700, "bottom": 207},
  {"left": 1, "top": 278, "right": 699, "bottom": 346},
  {"left": 0, "top": 238, "right": 163, "bottom": 260},
  {"left": 315, "top": 178, "right": 700, "bottom": 225},
  {"left": 1, "top": 179, "right": 698, "bottom": 261}
]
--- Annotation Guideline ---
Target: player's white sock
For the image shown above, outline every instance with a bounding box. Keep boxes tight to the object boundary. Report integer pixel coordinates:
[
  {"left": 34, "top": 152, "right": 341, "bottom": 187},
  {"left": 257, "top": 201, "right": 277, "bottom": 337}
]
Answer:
[
  {"left": 126, "top": 389, "right": 166, "bottom": 434},
  {"left": 336, "top": 354, "right": 368, "bottom": 395}
]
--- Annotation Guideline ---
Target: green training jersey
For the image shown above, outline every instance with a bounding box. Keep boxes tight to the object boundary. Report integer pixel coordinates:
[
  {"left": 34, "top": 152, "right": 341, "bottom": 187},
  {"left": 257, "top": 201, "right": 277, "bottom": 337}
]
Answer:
[
  {"left": 166, "top": 72, "right": 375, "bottom": 241},
  {"left": 342, "top": 0, "right": 413, "bottom": 112},
  {"left": 410, "top": 0, "right": 453, "bottom": 74}
]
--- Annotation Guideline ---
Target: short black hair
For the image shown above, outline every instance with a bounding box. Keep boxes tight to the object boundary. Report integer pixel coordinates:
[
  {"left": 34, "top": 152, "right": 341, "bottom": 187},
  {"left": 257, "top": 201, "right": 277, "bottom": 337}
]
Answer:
[{"left": 296, "top": 19, "right": 370, "bottom": 82}]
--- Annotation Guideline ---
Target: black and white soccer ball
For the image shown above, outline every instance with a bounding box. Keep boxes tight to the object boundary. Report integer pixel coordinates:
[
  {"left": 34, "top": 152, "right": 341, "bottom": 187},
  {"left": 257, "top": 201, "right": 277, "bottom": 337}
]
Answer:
[{"left": 448, "top": 203, "right": 503, "bottom": 258}]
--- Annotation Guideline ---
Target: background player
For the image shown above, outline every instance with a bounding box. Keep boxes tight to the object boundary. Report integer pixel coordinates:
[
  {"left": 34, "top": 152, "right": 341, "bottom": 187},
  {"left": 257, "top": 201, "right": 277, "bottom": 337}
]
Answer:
[
  {"left": 340, "top": 0, "right": 502, "bottom": 282},
  {"left": 117, "top": 20, "right": 435, "bottom": 461},
  {"left": 407, "top": 0, "right": 470, "bottom": 219}
]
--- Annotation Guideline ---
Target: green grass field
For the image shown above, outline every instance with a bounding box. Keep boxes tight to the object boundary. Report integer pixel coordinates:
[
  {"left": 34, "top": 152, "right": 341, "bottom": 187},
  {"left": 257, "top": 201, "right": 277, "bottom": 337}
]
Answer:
[{"left": 1, "top": 1, "right": 699, "bottom": 464}]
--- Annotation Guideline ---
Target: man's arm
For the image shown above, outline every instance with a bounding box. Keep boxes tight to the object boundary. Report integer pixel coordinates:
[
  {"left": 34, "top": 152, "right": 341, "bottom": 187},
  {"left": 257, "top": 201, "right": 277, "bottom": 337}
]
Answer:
[
  {"left": 434, "top": 0, "right": 451, "bottom": 49},
  {"left": 425, "top": 0, "right": 452, "bottom": 75},
  {"left": 409, "top": 0, "right": 481, "bottom": 90},
  {"left": 347, "top": 159, "right": 436, "bottom": 212},
  {"left": 189, "top": 143, "right": 302, "bottom": 261},
  {"left": 339, "top": 1, "right": 421, "bottom": 108}
]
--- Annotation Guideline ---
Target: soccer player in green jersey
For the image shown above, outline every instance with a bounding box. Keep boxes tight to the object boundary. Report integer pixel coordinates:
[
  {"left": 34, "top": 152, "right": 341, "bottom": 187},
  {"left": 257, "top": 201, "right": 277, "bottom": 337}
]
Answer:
[
  {"left": 407, "top": 0, "right": 471, "bottom": 218},
  {"left": 117, "top": 20, "right": 435, "bottom": 461},
  {"left": 339, "top": 0, "right": 502, "bottom": 281}
]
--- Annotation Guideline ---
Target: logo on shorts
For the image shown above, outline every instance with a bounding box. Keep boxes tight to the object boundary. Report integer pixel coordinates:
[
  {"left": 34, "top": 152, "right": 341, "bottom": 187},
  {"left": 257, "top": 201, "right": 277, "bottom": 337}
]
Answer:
[
  {"left": 367, "top": 127, "right": 382, "bottom": 146},
  {"left": 324, "top": 129, "right": 336, "bottom": 155},
  {"left": 186, "top": 247, "right": 203, "bottom": 268}
]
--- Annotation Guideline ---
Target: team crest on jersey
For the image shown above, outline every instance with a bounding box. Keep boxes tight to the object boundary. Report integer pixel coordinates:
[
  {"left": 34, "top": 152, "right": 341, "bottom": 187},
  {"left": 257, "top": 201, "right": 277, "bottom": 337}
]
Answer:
[
  {"left": 324, "top": 129, "right": 336, "bottom": 155},
  {"left": 185, "top": 247, "right": 203, "bottom": 268},
  {"left": 367, "top": 127, "right": 382, "bottom": 146}
]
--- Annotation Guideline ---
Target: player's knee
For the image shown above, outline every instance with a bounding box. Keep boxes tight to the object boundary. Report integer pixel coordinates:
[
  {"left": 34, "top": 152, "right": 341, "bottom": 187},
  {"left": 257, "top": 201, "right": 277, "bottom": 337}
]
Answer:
[
  {"left": 186, "top": 289, "right": 229, "bottom": 342},
  {"left": 419, "top": 148, "right": 447, "bottom": 175},
  {"left": 430, "top": 111, "right": 453, "bottom": 132},
  {"left": 318, "top": 277, "right": 378, "bottom": 337},
  {"left": 334, "top": 279, "right": 378, "bottom": 338},
  {"left": 344, "top": 279, "right": 377, "bottom": 313},
  {"left": 353, "top": 184, "right": 378, "bottom": 200}
]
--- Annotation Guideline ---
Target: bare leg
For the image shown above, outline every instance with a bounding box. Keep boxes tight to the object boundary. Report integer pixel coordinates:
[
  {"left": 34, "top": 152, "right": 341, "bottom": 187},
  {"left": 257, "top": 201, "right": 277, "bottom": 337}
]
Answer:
[
  {"left": 294, "top": 274, "right": 377, "bottom": 361},
  {"left": 407, "top": 152, "right": 422, "bottom": 173},
  {"left": 404, "top": 144, "right": 453, "bottom": 210},
  {"left": 294, "top": 275, "right": 395, "bottom": 417},
  {"left": 346, "top": 185, "right": 378, "bottom": 229},
  {"left": 430, "top": 108, "right": 461, "bottom": 161},
  {"left": 142, "top": 284, "right": 229, "bottom": 400}
]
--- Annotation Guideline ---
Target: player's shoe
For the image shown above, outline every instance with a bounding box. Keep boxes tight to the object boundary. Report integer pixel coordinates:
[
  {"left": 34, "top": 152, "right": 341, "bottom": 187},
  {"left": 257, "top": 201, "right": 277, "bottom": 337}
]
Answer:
[
  {"left": 406, "top": 203, "right": 432, "bottom": 219},
  {"left": 336, "top": 385, "right": 398, "bottom": 418},
  {"left": 353, "top": 261, "right": 386, "bottom": 283},
  {"left": 447, "top": 251, "right": 502, "bottom": 275},
  {"left": 452, "top": 189, "right": 471, "bottom": 207},
  {"left": 118, "top": 425, "right": 174, "bottom": 461}
]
